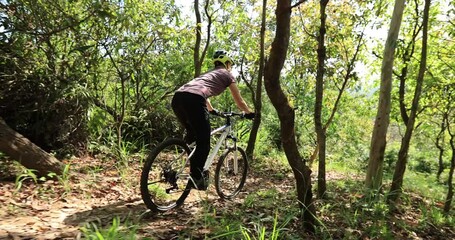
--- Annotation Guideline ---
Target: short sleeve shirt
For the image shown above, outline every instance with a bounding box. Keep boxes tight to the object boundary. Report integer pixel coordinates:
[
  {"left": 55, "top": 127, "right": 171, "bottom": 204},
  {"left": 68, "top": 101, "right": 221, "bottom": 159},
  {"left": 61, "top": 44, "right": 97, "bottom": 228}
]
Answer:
[{"left": 176, "top": 67, "right": 235, "bottom": 99}]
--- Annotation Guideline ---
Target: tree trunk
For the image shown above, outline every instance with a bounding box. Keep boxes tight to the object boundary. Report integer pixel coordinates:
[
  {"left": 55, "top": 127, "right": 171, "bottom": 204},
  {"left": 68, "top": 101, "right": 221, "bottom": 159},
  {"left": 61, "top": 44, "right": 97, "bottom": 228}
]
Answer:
[
  {"left": 444, "top": 132, "right": 454, "bottom": 213},
  {"left": 366, "top": 0, "right": 406, "bottom": 190},
  {"left": 436, "top": 117, "right": 446, "bottom": 181},
  {"left": 246, "top": 0, "right": 266, "bottom": 159},
  {"left": 315, "top": 0, "right": 329, "bottom": 199},
  {"left": 194, "top": 0, "right": 202, "bottom": 77},
  {"left": 263, "top": 0, "right": 315, "bottom": 232},
  {"left": 193, "top": 0, "right": 211, "bottom": 77},
  {"left": 397, "top": 8, "right": 421, "bottom": 127},
  {"left": 388, "top": 0, "right": 430, "bottom": 203},
  {"left": 312, "top": 1, "right": 364, "bottom": 195},
  {"left": 0, "top": 117, "right": 63, "bottom": 176}
]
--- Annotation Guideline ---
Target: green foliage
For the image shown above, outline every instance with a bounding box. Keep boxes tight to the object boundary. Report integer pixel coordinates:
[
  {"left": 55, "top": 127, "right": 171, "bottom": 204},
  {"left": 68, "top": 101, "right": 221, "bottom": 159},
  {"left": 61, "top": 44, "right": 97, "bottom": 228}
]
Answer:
[
  {"left": 410, "top": 155, "right": 435, "bottom": 174},
  {"left": 403, "top": 171, "right": 446, "bottom": 201},
  {"left": 383, "top": 147, "right": 399, "bottom": 173},
  {"left": 1, "top": 0, "right": 92, "bottom": 156},
  {"left": 204, "top": 204, "right": 297, "bottom": 240},
  {"left": 15, "top": 169, "right": 39, "bottom": 191},
  {"left": 244, "top": 188, "right": 281, "bottom": 209},
  {"left": 237, "top": 213, "right": 288, "bottom": 240},
  {"left": 0, "top": 0, "right": 194, "bottom": 157},
  {"left": 81, "top": 217, "right": 137, "bottom": 240},
  {"left": 255, "top": 112, "right": 283, "bottom": 152},
  {"left": 58, "top": 164, "right": 72, "bottom": 194},
  {"left": 420, "top": 204, "right": 455, "bottom": 228}
]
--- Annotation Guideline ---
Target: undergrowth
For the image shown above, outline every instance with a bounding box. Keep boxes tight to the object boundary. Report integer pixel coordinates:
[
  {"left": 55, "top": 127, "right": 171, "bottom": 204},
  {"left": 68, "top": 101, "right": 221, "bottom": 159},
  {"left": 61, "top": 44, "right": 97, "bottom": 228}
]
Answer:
[{"left": 1, "top": 154, "right": 454, "bottom": 239}]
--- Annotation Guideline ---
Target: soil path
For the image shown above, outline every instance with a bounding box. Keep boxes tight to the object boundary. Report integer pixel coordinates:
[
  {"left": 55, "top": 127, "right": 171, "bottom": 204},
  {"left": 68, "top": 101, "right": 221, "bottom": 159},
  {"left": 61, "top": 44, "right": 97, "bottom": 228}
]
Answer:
[
  {"left": 1, "top": 157, "right": 454, "bottom": 239},
  {"left": 0, "top": 157, "right": 293, "bottom": 239}
]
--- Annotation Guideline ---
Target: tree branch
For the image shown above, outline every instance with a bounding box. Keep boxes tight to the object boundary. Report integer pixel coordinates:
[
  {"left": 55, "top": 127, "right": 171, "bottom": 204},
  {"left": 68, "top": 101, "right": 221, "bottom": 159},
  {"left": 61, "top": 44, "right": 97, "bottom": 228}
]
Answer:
[{"left": 291, "top": 0, "right": 309, "bottom": 9}]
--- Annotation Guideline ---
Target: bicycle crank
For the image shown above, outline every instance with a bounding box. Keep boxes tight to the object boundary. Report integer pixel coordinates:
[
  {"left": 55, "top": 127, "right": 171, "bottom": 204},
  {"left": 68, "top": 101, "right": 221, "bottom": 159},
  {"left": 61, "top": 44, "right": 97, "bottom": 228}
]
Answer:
[{"left": 162, "top": 168, "right": 179, "bottom": 193}]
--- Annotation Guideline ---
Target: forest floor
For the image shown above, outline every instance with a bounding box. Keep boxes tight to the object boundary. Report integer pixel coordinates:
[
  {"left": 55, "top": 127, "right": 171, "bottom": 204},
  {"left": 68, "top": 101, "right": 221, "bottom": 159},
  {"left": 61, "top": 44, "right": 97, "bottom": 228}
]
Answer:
[{"left": 0, "top": 156, "right": 454, "bottom": 239}]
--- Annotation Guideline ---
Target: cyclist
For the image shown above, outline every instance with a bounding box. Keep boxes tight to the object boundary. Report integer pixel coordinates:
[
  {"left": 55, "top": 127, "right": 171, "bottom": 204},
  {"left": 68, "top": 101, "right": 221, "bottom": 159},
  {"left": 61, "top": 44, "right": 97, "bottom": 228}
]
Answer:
[{"left": 171, "top": 50, "right": 255, "bottom": 190}]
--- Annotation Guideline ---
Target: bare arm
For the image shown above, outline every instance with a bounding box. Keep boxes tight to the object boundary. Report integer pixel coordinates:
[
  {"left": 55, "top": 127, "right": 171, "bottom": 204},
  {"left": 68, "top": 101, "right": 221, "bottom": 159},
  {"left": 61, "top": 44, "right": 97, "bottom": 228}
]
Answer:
[
  {"left": 206, "top": 98, "right": 214, "bottom": 111},
  {"left": 229, "top": 83, "right": 252, "bottom": 113}
]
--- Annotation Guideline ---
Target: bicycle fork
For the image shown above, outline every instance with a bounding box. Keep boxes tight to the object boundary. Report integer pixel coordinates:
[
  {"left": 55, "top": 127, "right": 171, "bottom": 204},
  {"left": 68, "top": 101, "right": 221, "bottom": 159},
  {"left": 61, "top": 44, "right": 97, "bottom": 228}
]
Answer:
[{"left": 226, "top": 134, "right": 239, "bottom": 175}]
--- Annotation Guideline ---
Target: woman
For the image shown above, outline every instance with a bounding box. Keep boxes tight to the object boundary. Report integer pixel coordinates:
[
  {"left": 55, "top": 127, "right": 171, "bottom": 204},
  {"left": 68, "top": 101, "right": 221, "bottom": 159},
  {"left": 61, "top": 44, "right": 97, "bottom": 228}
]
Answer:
[{"left": 171, "top": 50, "right": 254, "bottom": 190}]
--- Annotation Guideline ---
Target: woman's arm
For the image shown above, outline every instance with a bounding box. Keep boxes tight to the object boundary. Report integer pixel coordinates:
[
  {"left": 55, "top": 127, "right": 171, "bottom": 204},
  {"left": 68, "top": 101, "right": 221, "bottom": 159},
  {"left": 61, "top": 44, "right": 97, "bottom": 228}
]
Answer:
[
  {"left": 229, "top": 82, "right": 252, "bottom": 113},
  {"left": 206, "top": 98, "right": 214, "bottom": 111}
]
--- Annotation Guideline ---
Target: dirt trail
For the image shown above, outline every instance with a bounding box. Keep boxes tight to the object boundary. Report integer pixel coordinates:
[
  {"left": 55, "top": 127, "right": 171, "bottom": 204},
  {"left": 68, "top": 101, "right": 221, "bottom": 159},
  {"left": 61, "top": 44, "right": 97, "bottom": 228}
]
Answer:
[
  {"left": 0, "top": 157, "right": 291, "bottom": 239},
  {"left": 2, "top": 157, "right": 454, "bottom": 239}
]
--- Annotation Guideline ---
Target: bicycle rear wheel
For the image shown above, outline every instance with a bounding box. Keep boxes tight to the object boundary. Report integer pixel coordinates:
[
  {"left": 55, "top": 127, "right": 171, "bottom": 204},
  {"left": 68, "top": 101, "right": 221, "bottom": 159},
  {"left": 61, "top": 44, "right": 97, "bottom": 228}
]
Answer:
[
  {"left": 214, "top": 146, "right": 248, "bottom": 199},
  {"left": 140, "top": 138, "right": 192, "bottom": 212}
]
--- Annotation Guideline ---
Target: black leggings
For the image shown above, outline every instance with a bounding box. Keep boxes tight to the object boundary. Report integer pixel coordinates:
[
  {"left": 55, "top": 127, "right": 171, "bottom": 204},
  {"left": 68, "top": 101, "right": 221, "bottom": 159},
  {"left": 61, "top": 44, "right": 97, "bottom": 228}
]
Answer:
[{"left": 171, "top": 92, "right": 210, "bottom": 179}]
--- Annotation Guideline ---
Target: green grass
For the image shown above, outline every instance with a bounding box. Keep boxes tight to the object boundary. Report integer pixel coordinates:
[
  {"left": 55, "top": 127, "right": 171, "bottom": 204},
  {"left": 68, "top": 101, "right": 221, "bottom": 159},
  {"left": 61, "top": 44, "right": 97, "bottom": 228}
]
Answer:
[
  {"left": 205, "top": 210, "right": 297, "bottom": 240},
  {"left": 403, "top": 171, "right": 447, "bottom": 202},
  {"left": 81, "top": 217, "right": 139, "bottom": 240}
]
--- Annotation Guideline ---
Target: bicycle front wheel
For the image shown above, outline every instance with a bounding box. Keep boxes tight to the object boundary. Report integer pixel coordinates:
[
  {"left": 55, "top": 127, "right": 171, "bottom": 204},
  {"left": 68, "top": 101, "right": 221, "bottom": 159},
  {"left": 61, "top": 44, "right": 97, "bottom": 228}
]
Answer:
[
  {"left": 214, "top": 146, "right": 248, "bottom": 199},
  {"left": 140, "top": 138, "right": 191, "bottom": 212}
]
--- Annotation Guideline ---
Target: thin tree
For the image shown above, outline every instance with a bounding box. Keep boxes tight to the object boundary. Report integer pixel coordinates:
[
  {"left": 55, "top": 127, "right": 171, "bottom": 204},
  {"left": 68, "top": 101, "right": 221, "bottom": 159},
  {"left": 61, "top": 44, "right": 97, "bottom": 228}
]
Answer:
[
  {"left": 388, "top": 0, "right": 430, "bottom": 203},
  {"left": 366, "top": 0, "right": 406, "bottom": 190},
  {"left": 308, "top": 3, "right": 367, "bottom": 174},
  {"left": 435, "top": 116, "right": 447, "bottom": 181},
  {"left": 245, "top": 0, "right": 266, "bottom": 158},
  {"left": 395, "top": 1, "right": 422, "bottom": 126},
  {"left": 263, "top": 0, "right": 316, "bottom": 232},
  {"left": 193, "top": 0, "right": 212, "bottom": 77},
  {"left": 314, "top": 0, "right": 329, "bottom": 198},
  {"left": 444, "top": 117, "right": 455, "bottom": 213}
]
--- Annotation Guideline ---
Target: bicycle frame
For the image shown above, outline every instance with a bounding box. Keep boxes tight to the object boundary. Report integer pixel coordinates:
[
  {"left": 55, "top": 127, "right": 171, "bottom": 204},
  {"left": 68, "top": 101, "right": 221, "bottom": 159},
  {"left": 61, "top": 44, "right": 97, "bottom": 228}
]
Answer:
[
  {"left": 204, "top": 123, "right": 232, "bottom": 171},
  {"left": 184, "top": 114, "right": 240, "bottom": 174}
]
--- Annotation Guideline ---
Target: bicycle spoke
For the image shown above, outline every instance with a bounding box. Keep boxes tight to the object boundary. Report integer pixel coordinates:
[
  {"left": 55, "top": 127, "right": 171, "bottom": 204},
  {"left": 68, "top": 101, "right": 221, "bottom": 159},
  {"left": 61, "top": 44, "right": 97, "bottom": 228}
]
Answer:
[
  {"left": 140, "top": 138, "right": 191, "bottom": 212},
  {"left": 148, "top": 179, "right": 166, "bottom": 185},
  {"left": 215, "top": 147, "right": 248, "bottom": 199}
]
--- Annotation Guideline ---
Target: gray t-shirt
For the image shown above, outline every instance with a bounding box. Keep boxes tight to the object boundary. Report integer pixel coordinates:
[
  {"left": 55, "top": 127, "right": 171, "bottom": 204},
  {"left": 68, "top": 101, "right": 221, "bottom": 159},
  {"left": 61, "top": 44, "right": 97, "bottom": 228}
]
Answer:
[{"left": 176, "top": 67, "right": 235, "bottom": 99}]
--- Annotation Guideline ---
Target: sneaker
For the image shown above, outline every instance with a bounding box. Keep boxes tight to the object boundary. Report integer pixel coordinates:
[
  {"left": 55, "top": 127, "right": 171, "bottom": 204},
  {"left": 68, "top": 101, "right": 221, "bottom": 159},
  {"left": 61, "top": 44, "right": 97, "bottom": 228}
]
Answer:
[{"left": 189, "top": 171, "right": 209, "bottom": 190}]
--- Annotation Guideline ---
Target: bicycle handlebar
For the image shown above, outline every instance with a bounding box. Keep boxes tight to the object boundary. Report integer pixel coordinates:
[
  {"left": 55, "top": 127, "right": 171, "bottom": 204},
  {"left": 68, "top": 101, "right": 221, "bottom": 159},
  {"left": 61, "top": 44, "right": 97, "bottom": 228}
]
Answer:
[{"left": 212, "top": 111, "right": 255, "bottom": 120}]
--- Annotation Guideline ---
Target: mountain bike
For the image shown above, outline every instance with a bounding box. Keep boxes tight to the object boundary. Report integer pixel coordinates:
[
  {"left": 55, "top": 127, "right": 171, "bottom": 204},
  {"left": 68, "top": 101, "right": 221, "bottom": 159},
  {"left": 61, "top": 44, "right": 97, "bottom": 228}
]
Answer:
[{"left": 140, "top": 111, "right": 250, "bottom": 212}]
